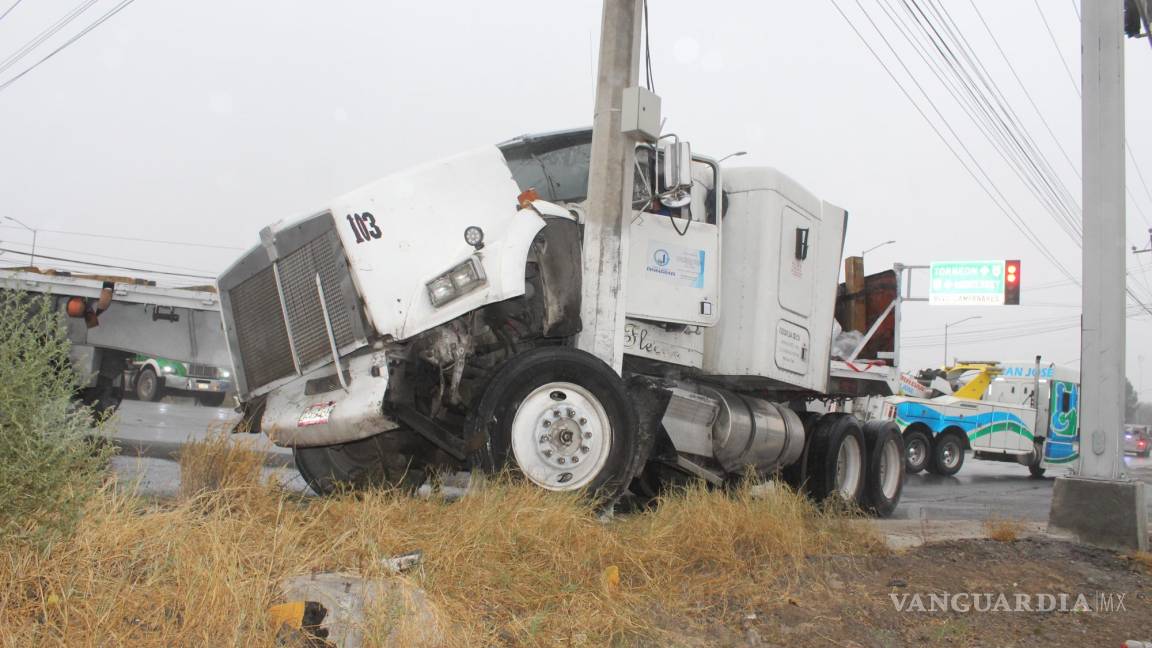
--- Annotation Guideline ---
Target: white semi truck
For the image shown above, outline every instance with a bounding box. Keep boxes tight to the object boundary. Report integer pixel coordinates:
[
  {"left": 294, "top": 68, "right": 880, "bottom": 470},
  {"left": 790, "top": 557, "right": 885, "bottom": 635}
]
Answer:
[{"left": 217, "top": 128, "right": 906, "bottom": 514}]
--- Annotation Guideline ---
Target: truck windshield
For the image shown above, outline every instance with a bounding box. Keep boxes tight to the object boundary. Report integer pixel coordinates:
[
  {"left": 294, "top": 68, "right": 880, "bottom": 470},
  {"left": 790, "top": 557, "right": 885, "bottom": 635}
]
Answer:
[{"left": 498, "top": 128, "right": 594, "bottom": 203}]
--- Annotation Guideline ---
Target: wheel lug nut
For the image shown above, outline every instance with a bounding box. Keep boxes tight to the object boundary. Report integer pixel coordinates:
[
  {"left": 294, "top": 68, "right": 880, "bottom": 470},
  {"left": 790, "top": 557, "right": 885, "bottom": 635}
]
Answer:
[
  {"left": 566, "top": 408, "right": 575, "bottom": 418},
  {"left": 580, "top": 445, "right": 590, "bottom": 453},
  {"left": 579, "top": 417, "right": 587, "bottom": 425},
  {"left": 582, "top": 432, "right": 592, "bottom": 439},
  {"left": 543, "top": 420, "right": 551, "bottom": 428},
  {"left": 543, "top": 449, "right": 552, "bottom": 457},
  {"left": 557, "top": 457, "right": 566, "bottom": 465},
  {"left": 539, "top": 435, "right": 550, "bottom": 444},
  {"left": 571, "top": 456, "right": 580, "bottom": 463},
  {"left": 553, "top": 410, "right": 561, "bottom": 417}
]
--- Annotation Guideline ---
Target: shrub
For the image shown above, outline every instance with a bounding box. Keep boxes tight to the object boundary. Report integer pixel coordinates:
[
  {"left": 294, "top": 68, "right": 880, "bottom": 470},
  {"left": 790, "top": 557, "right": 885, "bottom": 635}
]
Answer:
[{"left": 0, "top": 289, "right": 112, "bottom": 545}]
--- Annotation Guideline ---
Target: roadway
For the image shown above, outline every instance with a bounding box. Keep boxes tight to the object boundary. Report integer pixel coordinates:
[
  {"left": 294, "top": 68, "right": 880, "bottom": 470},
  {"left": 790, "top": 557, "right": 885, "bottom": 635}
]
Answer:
[{"left": 106, "top": 400, "right": 1152, "bottom": 522}]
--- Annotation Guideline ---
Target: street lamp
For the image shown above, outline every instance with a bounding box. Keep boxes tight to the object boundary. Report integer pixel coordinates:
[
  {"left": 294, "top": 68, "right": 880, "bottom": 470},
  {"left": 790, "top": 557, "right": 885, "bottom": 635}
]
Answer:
[
  {"left": 4, "top": 217, "right": 36, "bottom": 268},
  {"left": 943, "top": 315, "right": 982, "bottom": 367},
  {"left": 717, "top": 151, "right": 747, "bottom": 163},
  {"left": 862, "top": 239, "right": 896, "bottom": 257}
]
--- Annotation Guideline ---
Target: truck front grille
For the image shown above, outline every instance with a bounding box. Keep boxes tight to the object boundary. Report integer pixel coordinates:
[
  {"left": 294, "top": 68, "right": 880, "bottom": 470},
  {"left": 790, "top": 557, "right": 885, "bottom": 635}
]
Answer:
[
  {"left": 219, "top": 214, "right": 365, "bottom": 396},
  {"left": 187, "top": 363, "right": 221, "bottom": 379},
  {"left": 229, "top": 266, "right": 296, "bottom": 390},
  {"left": 277, "top": 231, "right": 357, "bottom": 368}
]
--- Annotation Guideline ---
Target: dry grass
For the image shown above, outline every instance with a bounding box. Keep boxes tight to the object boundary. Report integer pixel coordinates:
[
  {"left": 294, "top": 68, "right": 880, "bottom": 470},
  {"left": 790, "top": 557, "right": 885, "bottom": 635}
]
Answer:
[
  {"left": 177, "top": 431, "right": 265, "bottom": 500},
  {"left": 0, "top": 465, "right": 882, "bottom": 647},
  {"left": 1129, "top": 550, "right": 1152, "bottom": 574},
  {"left": 982, "top": 516, "right": 1025, "bottom": 542}
]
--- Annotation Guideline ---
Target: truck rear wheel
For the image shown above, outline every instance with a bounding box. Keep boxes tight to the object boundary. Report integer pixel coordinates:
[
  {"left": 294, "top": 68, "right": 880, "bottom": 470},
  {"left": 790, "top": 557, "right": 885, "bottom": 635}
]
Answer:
[
  {"left": 903, "top": 428, "right": 931, "bottom": 474},
  {"left": 293, "top": 430, "right": 428, "bottom": 496},
  {"left": 135, "top": 367, "right": 162, "bottom": 402},
  {"left": 861, "top": 421, "right": 904, "bottom": 517},
  {"left": 805, "top": 414, "right": 866, "bottom": 504},
  {"left": 470, "top": 347, "right": 638, "bottom": 504},
  {"left": 926, "top": 431, "right": 965, "bottom": 476}
]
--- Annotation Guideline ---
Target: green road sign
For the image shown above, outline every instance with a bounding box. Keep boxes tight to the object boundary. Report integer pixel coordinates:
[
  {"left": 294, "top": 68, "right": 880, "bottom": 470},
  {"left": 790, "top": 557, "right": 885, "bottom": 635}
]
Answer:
[{"left": 929, "top": 260, "right": 1006, "bottom": 305}]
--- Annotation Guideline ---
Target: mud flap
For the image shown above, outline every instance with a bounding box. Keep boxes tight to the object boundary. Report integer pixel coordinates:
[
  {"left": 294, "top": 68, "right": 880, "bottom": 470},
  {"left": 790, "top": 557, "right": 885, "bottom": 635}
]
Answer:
[{"left": 625, "top": 376, "right": 673, "bottom": 484}]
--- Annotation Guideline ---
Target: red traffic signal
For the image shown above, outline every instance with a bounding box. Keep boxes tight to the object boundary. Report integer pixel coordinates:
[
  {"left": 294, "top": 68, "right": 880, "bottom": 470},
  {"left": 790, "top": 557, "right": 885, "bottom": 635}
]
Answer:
[{"left": 1004, "top": 260, "right": 1020, "bottom": 305}]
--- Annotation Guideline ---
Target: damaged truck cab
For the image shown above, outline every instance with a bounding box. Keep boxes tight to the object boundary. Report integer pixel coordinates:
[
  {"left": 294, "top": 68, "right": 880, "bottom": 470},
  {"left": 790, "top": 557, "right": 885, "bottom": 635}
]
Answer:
[{"left": 218, "top": 128, "right": 905, "bottom": 514}]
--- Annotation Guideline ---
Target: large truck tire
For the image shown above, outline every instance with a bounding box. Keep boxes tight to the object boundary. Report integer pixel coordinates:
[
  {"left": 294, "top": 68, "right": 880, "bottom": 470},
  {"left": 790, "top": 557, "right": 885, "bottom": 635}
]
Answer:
[
  {"left": 860, "top": 420, "right": 905, "bottom": 518},
  {"left": 926, "top": 430, "right": 966, "bottom": 476},
  {"left": 903, "top": 428, "right": 931, "bottom": 474},
  {"left": 293, "top": 430, "right": 429, "bottom": 496},
  {"left": 469, "top": 347, "right": 638, "bottom": 505},
  {"left": 805, "top": 413, "right": 866, "bottom": 504},
  {"left": 135, "top": 367, "right": 162, "bottom": 402}
]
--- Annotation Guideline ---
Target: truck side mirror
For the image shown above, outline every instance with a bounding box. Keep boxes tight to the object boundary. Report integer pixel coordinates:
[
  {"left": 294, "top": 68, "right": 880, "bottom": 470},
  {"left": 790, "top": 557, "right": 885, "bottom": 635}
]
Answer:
[{"left": 658, "top": 140, "right": 693, "bottom": 208}]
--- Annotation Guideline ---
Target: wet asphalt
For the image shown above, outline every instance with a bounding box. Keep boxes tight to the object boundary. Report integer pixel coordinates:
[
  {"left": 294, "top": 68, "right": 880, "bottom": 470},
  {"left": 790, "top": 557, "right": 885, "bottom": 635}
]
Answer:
[{"left": 107, "top": 400, "right": 1152, "bottom": 522}]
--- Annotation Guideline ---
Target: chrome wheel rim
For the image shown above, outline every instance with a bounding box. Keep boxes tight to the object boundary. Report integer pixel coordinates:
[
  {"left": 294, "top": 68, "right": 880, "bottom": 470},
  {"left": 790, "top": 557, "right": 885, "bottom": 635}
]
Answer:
[
  {"left": 907, "top": 437, "right": 926, "bottom": 467},
  {"left": 834, "top": 435, "right": 863, "bottom": 499},
  {"left": 879, "top": 436, "right": 902, "bottom": 499},
  {"left": 510, "top": 382, "right": 612, "bottom": 491},
  {"left": 942, "top": 440, "right": 961, "bottom": 469}
]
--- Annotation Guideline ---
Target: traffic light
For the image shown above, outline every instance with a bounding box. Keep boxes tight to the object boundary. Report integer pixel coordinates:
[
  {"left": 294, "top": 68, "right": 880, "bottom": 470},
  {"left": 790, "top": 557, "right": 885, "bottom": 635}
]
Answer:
[{"left": 1004, "top": 260, "right": 1020, "bottom": 305}]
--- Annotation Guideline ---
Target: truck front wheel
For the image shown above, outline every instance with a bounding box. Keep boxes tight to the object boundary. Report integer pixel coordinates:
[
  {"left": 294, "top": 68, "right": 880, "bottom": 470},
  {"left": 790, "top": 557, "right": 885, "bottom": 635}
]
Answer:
[
  {"left": 293, "top": 430, "right": 428, "bottom": 496},
  {"left": 470, "top": 347, "right": 638, "bottom": 504},
  {"left": 135, "top": 367, "right": 162, "bottom": 402}
]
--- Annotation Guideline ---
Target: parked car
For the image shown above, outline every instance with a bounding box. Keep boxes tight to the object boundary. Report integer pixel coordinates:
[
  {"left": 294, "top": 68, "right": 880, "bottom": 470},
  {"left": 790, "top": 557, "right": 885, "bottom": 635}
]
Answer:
[{"left": 1124, "top": 424, "right": 1151, "bottom": 458}]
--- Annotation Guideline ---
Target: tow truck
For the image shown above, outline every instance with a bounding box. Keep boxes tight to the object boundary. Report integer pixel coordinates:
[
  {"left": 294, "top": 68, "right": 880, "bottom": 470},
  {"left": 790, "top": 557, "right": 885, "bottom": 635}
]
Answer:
[{"left": 881, "top": 361, "right": 1081, "bottom": 477}]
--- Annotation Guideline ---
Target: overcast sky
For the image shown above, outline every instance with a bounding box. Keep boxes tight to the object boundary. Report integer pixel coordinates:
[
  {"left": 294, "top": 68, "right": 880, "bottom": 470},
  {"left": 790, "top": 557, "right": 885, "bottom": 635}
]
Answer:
[{"left": 1, "top": 0, "right": 1150, "bottom": 394}]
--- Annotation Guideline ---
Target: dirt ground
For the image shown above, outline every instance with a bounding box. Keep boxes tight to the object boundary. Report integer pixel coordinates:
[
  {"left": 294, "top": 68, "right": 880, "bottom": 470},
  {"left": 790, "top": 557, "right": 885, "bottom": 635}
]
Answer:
[{"left": 670, "top": 537, "right": 1152, "bottom": 648}]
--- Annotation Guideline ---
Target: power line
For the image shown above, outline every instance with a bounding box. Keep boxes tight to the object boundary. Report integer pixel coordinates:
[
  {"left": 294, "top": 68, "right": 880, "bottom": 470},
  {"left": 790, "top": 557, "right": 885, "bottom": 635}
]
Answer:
[
  {"left": 0, "top": 0, "right": 24, "bottom": 23},
  {"left": 0, "top": 0, "right": 138, "bottom": 94},
  {"left": 907, "top": 0, "right": 1084, "bottom": 244},
  {"left": 917, "top": 0, "right": 1083, "bottom": 238},
  {"left": 967, "top": 0, "right": 1087, "bottom": 190},
  {"left": 832, "top": 0, "right": 1080, "bottom": 286},
  {"left": 0, "top": 246, "right": 214, "bottom": 279},
  {"left": 862, "top": 0, "right": 1152, "bottom": 318},
  {"left": 1033, "top": 0, "right": 1081, "bottom": 95},
  {"left": 0, "top": 224, "right": 245, "bottom": 251},
  {"left": 1057, "top": 0, "right": 1152, "bottom": 228},
  {"left": 0, "top": 0, "right": 98, "bottom": 77},
  {"left": 0, "top": 239, "right": 215, "bottom": 274}
]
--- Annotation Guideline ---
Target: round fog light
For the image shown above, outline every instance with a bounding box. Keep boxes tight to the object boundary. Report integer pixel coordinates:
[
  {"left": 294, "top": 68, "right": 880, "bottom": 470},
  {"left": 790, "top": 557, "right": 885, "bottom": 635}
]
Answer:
[{"left": 464, "top": 226, "right": 484, "bottom": 249}]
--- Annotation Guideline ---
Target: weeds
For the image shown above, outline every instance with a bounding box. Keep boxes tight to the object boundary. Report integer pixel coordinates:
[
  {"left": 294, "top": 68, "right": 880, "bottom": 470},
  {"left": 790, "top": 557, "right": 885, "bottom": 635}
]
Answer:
[
  {"left": 0, "top": 475, "right": 879, "bottom": 646},
  {"left": 0, "top": 290, "right": 112, "bottom": 546},
  {"left": 982, "top": 516, "right": 1024, "bottom": 542},
  {"left": 178, "top": 430, "right": 265, "bottom": 500}
]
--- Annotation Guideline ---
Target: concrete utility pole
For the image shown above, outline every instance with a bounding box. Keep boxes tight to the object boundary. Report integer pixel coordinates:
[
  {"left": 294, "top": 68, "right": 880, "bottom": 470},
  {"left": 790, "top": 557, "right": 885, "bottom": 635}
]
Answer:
[
  {"left": 1049, "top": 0, "right": 1148, "bottom": 551},
  {"left": 576, "top": 0, "right": 643, "bottom": 372}
]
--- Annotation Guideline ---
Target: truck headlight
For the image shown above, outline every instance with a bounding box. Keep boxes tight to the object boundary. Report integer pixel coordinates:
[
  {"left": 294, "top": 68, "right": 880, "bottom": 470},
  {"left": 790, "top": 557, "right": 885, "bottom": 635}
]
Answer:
[
  {"left": 220, "top": 369, "right": 231, "bottom": 379},
  {"left": 426, "top": 257, "right": 487, "bottom": 307}
]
